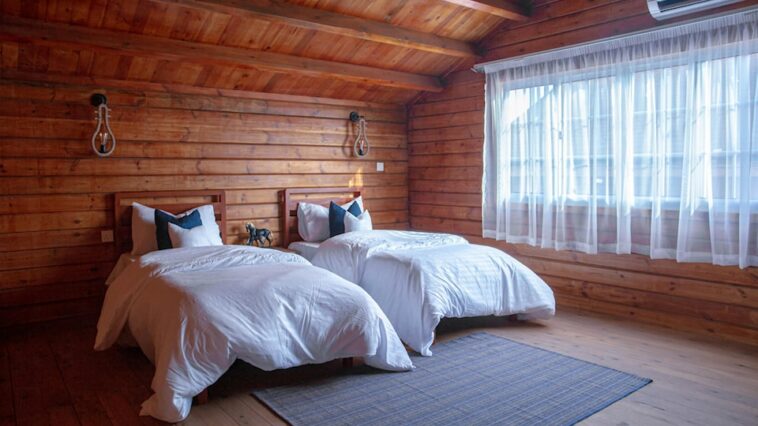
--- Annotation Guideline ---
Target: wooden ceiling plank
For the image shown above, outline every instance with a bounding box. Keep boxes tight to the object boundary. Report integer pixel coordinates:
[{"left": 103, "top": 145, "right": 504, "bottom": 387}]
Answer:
[
  {"left": 441, "top": 0, "right": 529, "bottom": 21},
  {"left": 0, "top": 16, "right": 443, "bottom": 93},
  {"left": 0, "top": 69, "right": 412, "bottom": 110},
  {"left": 158, "top": 0, "right": 478, "bottom": 58}
]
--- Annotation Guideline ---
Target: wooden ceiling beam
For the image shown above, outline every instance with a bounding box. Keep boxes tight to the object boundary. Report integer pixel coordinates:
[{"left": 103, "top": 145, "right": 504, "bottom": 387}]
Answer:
[
  {"left": 441, "top": 0, "right": 529, "bottom": 21},
  {"left": 0, "top": 16, "right": 444, "bottom": 93},
  {"left": 159, "top": 0, "right": 479, "bottom": 58}
]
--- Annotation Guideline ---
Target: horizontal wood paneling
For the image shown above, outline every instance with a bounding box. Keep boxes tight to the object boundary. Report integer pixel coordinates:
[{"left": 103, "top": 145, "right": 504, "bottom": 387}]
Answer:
[
  {"left": 408, "top": 1, "right": 758, "bottom": 346},
  {"left": 481, "top": 0, "right": 750, "bottom": 62},
  {"left": 0, "top": 79, "right": 409, "bottom": 327}
]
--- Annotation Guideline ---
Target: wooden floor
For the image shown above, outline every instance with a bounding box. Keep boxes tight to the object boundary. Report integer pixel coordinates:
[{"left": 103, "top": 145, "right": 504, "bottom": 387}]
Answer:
[{"left": 1, "top": 308, "right": 756, "bottom": 426}]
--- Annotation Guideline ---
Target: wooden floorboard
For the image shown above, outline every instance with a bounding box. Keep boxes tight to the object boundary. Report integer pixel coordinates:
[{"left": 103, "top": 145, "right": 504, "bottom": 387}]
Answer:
[{"left": 1, "top": 309, "right": 756, "bottom": 425}]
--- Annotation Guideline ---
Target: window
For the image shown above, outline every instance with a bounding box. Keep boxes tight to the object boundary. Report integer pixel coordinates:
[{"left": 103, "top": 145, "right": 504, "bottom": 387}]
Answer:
[{"left": 481, "top": 10, "right": 758, "bottom": 268}]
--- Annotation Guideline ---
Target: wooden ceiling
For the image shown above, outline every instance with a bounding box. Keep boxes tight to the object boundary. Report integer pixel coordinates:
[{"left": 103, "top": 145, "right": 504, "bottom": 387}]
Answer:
[{"left": 0, "top": 0, "right": 530, "bottom": 105}]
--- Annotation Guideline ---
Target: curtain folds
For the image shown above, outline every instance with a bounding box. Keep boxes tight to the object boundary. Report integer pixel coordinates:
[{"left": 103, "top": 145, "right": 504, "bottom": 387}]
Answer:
[{"left": 482, "top": 9, "right": 758, "bottom": 268}]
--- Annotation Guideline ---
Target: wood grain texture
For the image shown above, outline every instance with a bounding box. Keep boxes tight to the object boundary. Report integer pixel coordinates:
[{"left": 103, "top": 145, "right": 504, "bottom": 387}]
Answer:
[
  {"left": 408, "top": 0, "right": 758, "bottom": 346},
  {"left": 113, "top": 190, "right": 227, "bottom": 254},
  {"left": 159, "top": 0, "right": 478, "bottom": 58},
  {"left": 0, "top": 0, "right": 509, "bottom": 104},
  {"left": 480, "top": 0, "right": 751, "bottom": 61},
  {"left": 0, "top": 15, "right": 444, "bottom": 92},
  {"left": 2, "top": 310, "right": 757, "bottom": 425},
  {"left": 440, "top": 0, "right": 529, "bottom": 21},
  {"left": 280, "top": 187, "right": 362, "bottom": 247},
  {"left": 0, "top": 79, "right": 408, "bottom": 327}
]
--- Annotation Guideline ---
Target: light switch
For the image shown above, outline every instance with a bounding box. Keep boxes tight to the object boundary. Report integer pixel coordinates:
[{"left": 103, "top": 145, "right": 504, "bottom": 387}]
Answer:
[
  {"left": 101, "top": 229, "right": 114, "bottom": 243},
  {"left": 376, "top": 162, "right": 384, "bottom": 172}
]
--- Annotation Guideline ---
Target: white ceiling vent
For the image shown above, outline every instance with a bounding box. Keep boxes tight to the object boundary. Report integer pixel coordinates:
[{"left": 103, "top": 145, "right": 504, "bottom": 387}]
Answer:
[{"left": 647, "top": 0, "right": 744, "bottom": 20}]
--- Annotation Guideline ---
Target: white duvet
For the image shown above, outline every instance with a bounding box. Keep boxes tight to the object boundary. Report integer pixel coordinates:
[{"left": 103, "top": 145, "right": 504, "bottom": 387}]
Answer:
[
  {"left": 95, "top": 245, "right": 413, "bottom": 422},
  {"left": 312, "top": 231, "right": 555, "bottom": 356}
]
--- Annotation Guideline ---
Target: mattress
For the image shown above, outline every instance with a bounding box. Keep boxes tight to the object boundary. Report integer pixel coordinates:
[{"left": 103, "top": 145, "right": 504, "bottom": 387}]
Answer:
[{"left": 288, "top": 241, "right": 321, "bottom": 261}]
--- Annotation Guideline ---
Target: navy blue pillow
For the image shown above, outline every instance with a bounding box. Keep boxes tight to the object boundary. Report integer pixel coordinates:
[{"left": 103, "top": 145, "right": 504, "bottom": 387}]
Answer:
[
  {"left": 154, "top": 209, "right": 202, "bottom": 250},
  {"left": 329, "top": 201, "right": 362, "bottom": 237}
]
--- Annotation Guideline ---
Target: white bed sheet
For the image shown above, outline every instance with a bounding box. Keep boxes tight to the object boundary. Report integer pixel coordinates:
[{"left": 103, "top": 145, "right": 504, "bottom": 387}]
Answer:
[
  {"left": 312, "top": 230, "right": 555, "bottom": 356},
  {"left": 105, "top": 253, "right": 137, "bottom": 285},
  {"left": 95, "top": 245, "right": 413, "bottom": 422},
  {"left": 288, "top": 241, "right": 321, "bottom": 261}
]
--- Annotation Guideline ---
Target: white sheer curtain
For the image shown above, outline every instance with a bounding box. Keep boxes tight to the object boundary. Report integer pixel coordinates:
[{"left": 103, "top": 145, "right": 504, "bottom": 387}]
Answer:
[{"left": 482, "top": 9, "right": 758, "bottom": 268}]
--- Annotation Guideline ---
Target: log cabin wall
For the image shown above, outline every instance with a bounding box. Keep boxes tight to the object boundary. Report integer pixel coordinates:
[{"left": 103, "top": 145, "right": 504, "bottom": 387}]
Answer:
[
  {"left": 0, "top": 0, "right": 523, "bottom": 328},
  {"left": 0, "top": 79, "right": 409, "bottom": 327},
  {"left": 408, "top": 0, "right": 758, "bottom": 345}
]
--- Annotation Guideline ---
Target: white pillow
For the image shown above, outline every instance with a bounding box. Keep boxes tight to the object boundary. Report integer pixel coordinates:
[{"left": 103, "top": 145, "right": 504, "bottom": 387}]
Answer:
[
  {"left": 344, "top": 210, "right": 372, "bottom": 233},
  {"left": 168, "top": 222, "right": 215, "bottom": 248},
  {"left": 297, "top": 203, "right": 330, "bottom": 242},
  {"left": 130, "top": 202, "right": 223, "bottom": 256},
  {"left": 297, "top": 197, "right": 364, "bottom": 242},
  {"left": 131, "top": 202, "right": 158, "bottom": 256},
  {"left": 184, "top": 205, "right": 223, "bottom": 246}
]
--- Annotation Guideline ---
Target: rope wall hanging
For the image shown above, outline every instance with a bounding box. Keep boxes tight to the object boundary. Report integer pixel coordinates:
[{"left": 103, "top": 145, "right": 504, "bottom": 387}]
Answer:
[
  {"left": 349, "top": 111, "right": 370, "bottom": 157},
  {"left": 91, "top": 93, "right": 116, "bottom": 157}
]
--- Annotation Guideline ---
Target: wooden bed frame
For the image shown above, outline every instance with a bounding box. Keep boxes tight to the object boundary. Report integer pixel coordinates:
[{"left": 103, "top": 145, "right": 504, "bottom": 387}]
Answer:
[
  {"left": 113, "top": 189, "right": 355, "bottom": 406},
  {"left": 280, "top": 187, "right": 362, "bottom": 247},
  {"left": 113, "top": 190, "right": 227, "bottom": 254},
  {"left": 281, "top": 187, "right": 360, "bottom": 368},
  {"left": 113, "top": 190, "right": 226, "bottom": 406}
]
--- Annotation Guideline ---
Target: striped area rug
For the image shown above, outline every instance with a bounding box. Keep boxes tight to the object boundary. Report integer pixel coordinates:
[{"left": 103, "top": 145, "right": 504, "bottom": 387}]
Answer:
[{"left": 252, "top": 332, "right": 652, "bottom": 426}]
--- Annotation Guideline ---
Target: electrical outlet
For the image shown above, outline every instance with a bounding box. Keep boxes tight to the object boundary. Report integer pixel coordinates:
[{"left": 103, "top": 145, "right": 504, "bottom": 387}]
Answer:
[
  {"left": 376, "top": 162, "right": 384, "bottom": 172},
  {"left": 101, "top": 229, "right": 114, "bottom": 243}
]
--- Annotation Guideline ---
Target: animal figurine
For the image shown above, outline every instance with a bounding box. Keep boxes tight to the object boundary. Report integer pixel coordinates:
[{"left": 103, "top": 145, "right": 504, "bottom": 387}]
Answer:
[{"left": 245, "top": 223, "right": 272, "bottom": 247}]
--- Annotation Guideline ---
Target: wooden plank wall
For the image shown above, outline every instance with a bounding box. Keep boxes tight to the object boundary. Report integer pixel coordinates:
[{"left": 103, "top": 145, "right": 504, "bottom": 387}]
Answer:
[
  {"left": 0, "top": 79, "right": 409, "bottom": 327},
  {"left": 408, "top": 0, "right": 758, "bottom": 345}
]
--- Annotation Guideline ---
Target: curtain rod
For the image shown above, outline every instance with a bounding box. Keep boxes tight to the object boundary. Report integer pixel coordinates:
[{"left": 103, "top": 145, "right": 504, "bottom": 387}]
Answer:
[{"left": 473, "top": 5, "right": 758, "bottom": 73}]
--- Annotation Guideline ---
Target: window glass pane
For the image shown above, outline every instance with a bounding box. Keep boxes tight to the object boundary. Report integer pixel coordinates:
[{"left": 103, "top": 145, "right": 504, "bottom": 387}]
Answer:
[{"left": 502, "top": 51, "right": 757, "bottom": 207}]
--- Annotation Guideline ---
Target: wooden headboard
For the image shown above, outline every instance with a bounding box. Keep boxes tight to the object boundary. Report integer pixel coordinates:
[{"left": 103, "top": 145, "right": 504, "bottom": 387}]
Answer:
[
  {"left": 114, "top": 190, "right": 227, "bottom": 254},
  {"left": 281, "top": 187, "right": 362, "bottom": 247}
]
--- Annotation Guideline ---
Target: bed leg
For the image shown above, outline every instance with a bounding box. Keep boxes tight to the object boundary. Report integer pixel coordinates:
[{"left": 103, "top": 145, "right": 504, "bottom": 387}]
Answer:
[
  {"left": 342, "top": 357, "right": 354, "bottom": 368},
  {"left": 195, "top": 388, "right": 209, "bottom": 405}
]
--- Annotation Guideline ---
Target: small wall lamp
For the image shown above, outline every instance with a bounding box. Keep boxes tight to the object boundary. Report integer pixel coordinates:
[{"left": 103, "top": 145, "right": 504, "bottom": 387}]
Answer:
[
  {"left": 91, "top": 93, "right": 116, "bottom": 157},
  {"left": 350, "top": 111, "right": 370, "bottom": 157}
]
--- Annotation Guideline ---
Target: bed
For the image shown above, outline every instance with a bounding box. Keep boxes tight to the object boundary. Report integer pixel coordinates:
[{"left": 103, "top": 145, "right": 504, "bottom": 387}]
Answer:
[
  {"left": 282, "top": 187, "right": 556, "bottom": 356},
  {"left": 95, "top": 190, "right": 413, "bottom": 422}
]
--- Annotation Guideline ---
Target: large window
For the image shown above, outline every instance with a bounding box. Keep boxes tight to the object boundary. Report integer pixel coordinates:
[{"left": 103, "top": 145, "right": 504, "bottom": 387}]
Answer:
[{"left": 482, "top": 10, "right": 758, "bottom": 268}]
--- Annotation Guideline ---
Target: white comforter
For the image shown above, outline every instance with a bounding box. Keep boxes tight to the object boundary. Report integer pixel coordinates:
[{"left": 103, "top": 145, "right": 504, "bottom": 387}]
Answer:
[
  {"left": 95, "top": 245, "right": 413, "bottom": 422},
  {"left": 312, "top": 231, "right": 555, "bottom": 356}
]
